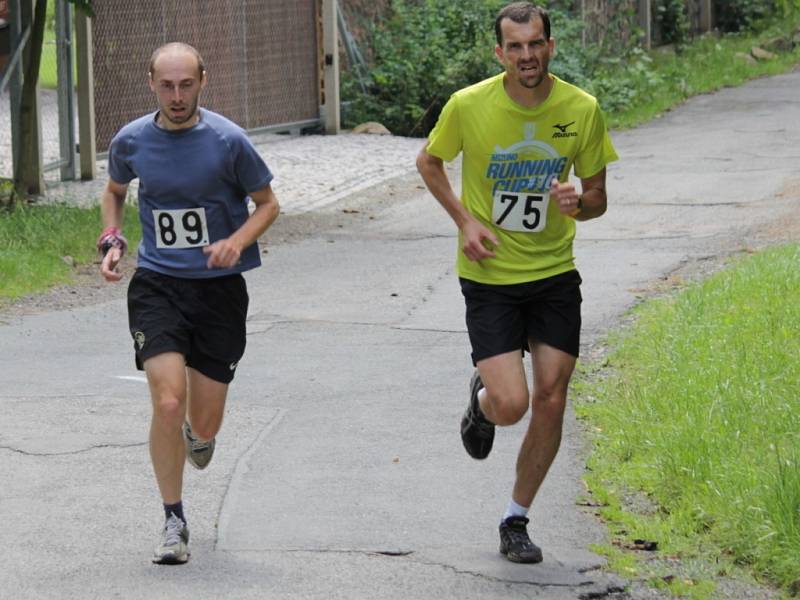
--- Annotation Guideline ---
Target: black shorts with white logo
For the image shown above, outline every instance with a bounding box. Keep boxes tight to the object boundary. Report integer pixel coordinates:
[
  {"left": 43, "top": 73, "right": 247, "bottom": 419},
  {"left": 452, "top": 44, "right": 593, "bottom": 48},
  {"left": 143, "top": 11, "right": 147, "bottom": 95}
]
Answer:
[
  {"left": 127, "top": 267, "right": 249, "bottom": 384},
  {"left": 459, "top": 270, "right": 582, "bottom": 365}
]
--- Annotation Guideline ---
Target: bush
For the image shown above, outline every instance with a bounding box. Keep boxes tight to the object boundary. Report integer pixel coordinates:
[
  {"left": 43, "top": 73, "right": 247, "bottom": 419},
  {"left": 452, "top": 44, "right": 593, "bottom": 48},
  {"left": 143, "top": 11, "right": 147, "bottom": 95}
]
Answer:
[
  {"left": 714, "top": 0, "right": 782, "bottom": 31},
  {"left": 342, "top": 0, "right": 587, "bottom": 137}
]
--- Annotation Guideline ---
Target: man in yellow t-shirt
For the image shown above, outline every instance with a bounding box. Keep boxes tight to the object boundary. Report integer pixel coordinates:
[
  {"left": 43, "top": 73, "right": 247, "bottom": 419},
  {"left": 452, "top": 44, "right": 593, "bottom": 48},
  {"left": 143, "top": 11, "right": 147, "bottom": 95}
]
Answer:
[{"left": 417, "top": 2, "right": 618, "bottom": 564}]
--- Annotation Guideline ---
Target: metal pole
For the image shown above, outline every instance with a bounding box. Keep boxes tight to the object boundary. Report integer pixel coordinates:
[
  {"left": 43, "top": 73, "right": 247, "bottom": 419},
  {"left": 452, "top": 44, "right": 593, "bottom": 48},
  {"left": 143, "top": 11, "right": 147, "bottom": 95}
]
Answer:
[
  {"left": 322, "top": 0, "right": 340, "bottom": 134},
  {"left": 55, "top": 0, "right": 76, "bottom": 180}
]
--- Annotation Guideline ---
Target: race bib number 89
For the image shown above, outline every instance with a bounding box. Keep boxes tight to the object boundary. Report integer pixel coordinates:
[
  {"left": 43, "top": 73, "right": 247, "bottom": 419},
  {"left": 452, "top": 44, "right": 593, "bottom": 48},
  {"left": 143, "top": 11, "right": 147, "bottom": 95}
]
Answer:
[
  {"left": 153, "top": 208, "right": 210, "bottom": 249},
  {"left": 492, "top": 191, "right": 548, "bottom": 233}
]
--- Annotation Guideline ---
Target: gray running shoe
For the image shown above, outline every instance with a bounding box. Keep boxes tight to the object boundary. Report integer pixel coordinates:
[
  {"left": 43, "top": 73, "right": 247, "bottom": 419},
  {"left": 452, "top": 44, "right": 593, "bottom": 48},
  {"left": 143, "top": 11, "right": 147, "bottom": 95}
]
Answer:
[
  {"left": 152, "top": 513, "right": 190, "bottom": 565},
  {"left": 183, "top": 421, "right": 216, "bottom": 470}
]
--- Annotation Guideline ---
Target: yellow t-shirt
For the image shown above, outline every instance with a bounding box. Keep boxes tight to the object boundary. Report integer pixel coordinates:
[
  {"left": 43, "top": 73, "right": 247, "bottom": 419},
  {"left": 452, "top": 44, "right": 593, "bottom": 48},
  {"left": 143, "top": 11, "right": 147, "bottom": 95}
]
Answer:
[{"left": 426, "top": 73, "right": 618, "bottom": 285}]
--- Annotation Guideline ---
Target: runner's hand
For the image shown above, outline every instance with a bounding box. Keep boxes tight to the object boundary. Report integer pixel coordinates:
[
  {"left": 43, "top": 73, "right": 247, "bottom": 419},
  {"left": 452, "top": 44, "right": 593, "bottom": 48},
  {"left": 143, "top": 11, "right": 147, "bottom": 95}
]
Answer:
[
  {"left": 101, "top": 247, "right": 123, "bottom": 282},
  {"left": 551, "top": 179, "right": 581, "bottom": 214},
  {"left": 462, "top": 218, "right": 499, "bottom": 261},
  {"left": 203, "top": 239, "right": 242, "bottom": 269}
]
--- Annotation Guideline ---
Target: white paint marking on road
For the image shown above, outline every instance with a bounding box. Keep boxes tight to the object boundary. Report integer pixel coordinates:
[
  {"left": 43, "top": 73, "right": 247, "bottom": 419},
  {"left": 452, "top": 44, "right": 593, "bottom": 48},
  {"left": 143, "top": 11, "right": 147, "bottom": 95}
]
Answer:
[{"left": 114, "top": 375, "right": 148, "bottom": 383}]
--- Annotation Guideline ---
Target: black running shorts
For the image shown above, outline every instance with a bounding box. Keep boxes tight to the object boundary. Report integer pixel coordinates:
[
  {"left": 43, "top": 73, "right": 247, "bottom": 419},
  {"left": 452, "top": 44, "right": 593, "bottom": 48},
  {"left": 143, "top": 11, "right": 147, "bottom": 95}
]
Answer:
[
  {"left": 459, "top": 270, "right": 582, "bottom": 365},
  {"left": 127, "top": 268, "right": 249, "bottom": 384}
]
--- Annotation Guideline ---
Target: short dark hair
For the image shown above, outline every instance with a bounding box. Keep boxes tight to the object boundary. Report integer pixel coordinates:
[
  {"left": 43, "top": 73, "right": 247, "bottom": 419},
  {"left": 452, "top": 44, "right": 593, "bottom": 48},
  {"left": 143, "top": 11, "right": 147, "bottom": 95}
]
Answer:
[
  {"left": 148, "top": 42, "right": 206, "bottom": 79},
  {"left": 495, "top": 2, "right": 550, "bottom": 46}
]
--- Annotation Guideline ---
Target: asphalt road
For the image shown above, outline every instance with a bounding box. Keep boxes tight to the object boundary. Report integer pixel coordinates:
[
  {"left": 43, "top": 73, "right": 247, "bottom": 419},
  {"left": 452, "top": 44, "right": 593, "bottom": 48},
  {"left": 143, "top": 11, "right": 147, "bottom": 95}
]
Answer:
[{"left": 1, "top": 68, "right": 798, "bottom": 599}]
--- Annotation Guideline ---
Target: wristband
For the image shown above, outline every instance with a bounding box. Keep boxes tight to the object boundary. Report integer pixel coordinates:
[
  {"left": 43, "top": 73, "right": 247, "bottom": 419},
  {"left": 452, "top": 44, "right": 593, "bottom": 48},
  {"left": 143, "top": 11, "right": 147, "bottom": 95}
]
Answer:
[{"left": 96, "top": 227, "right": 129, "bottom": 257}]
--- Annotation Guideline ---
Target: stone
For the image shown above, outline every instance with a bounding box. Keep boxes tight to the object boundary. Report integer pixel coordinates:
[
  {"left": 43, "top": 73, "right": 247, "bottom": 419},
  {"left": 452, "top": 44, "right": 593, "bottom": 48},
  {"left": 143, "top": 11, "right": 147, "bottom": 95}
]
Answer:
[
  {"left": 734, "top": 52, "right": 758, "bottom": 65},
  {"left": 762, "top": 36, "right": 792, "bottom": 53},
  {"left": 352, "top": 121, "right": 392, "bottom": 135},
  {"left": 750, "top": 46, "right": 777, "bottom": 61}
]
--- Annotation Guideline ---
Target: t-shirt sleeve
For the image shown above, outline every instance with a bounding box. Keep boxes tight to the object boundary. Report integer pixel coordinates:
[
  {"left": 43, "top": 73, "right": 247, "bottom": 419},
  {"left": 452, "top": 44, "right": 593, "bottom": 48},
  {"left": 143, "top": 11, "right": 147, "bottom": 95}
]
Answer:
[
  {"left": 107, "top": 133, "right": 136, "bottom": 185},
  {"left": 425, "top": 94, "right": 462, "bottom": 162},
  {"left": 574, "top": 102, "right": 618, "bottom": 179},
  {"left": 232, "top": 133, "right": 274, "bottom": 194}
]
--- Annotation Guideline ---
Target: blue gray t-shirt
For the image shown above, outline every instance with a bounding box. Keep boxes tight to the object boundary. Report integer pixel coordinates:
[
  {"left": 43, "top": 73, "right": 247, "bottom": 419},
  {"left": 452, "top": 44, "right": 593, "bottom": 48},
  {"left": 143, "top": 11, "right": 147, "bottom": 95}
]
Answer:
[{"left": 108, "top": 108, "right": 273, "bottom": 278}]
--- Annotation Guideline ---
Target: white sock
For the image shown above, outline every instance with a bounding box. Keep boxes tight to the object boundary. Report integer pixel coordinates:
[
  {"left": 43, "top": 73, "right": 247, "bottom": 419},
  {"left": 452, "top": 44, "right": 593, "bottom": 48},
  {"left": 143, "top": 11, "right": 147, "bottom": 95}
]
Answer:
[
  {"left": 502, "top": 498, "right": 529, "bottom": 524},
  {"left": 477, "top": 387, "right": 488, "bottom": 414}
]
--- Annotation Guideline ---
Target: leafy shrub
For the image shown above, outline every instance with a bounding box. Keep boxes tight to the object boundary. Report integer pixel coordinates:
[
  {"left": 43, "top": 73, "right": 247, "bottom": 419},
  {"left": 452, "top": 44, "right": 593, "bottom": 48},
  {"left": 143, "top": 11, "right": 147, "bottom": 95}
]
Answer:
[
  {"left": 342, "top": 0, "right": 587, "bottom": 136},
  {"left": 654, "top": 0, "right": 690, "bottom": 46},
  {"left": 714, "top": 0, "right": 781, "bottom": 31}
]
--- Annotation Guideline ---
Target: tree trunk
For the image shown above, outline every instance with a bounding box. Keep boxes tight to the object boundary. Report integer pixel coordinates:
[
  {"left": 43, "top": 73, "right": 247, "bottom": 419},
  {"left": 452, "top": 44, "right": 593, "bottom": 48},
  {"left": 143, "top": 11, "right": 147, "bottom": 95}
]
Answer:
[{"left": 14, "top": 0, "right": 48, "bottom": 200}]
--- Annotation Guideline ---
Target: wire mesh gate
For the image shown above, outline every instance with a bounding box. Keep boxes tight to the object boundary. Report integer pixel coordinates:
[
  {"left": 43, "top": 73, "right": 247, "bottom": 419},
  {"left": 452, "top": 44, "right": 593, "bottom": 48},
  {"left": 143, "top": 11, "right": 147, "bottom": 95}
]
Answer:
[{"left": 91, "top": 0, "right": 321, "bottom": 153}]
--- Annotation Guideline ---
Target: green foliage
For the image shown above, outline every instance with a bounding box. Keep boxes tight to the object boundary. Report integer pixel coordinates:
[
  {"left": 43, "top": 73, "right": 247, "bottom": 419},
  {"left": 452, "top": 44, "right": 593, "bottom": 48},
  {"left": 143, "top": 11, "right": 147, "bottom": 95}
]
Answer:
[
  {"left": 594, "top": 21, "right": 800, "bottom": 128},
  {"left": 343, "top": 0, "right": 504, "bottom": 135},
  {"left": 342, "top": 1, "right": 586, "bottom": 136},
  {"left": 342, "top": 0, "right": 800, "bottom": 136},
  {"left": 654, "top": 0, "right": 690, "bottom": 47},
  {"left": 714, "top": 0, "right": 783, "bottom": 32},
  {"left": 577, "top": 245, "right": 800, "bottom": 592}
]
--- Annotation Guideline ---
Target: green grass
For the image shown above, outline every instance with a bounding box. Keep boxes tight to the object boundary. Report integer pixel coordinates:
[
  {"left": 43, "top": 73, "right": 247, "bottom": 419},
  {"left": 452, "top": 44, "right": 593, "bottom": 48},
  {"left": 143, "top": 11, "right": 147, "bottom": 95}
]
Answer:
[
  {"left": 576, "top": 244, "right": 800, "bottom": 596},
  {"left": 0, "top": 202, "right": 141, "bottom": 301},
  {"left": 599, "top": 20, "right": 800, "bottom": 129},
  {"left": 38, "top": 2, "right": 76, "bottom": 90}
]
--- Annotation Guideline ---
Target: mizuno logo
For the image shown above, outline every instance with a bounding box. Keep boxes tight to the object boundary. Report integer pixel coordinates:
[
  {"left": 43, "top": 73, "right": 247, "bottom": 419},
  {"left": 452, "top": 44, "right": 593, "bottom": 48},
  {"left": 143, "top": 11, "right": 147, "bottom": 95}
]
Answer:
[{"left": 553, "top": 121, "right": 575, "bottom": 133}]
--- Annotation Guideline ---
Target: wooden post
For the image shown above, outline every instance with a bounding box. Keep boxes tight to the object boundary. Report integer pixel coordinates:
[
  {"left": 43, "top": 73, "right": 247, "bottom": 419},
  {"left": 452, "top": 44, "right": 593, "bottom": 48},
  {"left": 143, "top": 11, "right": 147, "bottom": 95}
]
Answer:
[
  {"left": 698, "top": 0, "right": 713, "bottom": 32},
  {"left": 638, "top": 0, "right": 651, "bottom": 49},
  {"left": 321, "top": 0, "right": 340, "bottom": 134},
  {"left": 17, "top": 0, "right": 44, "bottom": 195},
  {"left": 74, "top": 6, "right": 95, "bottom": 180}
]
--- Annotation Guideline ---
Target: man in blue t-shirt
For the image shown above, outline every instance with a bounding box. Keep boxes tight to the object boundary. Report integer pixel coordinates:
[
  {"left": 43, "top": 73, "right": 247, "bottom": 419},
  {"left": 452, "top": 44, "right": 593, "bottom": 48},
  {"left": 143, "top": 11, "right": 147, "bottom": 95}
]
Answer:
[{"left": 98, "top": 42, "right": 280, "bottom": 565}]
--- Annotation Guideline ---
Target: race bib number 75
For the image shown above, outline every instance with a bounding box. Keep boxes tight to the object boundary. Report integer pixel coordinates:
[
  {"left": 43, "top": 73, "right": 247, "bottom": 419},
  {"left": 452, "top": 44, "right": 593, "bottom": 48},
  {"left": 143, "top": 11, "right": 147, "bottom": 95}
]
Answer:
[
  {"left": 153, "top": 208, "right": 210, "bottom": 249},
  {"left": 492, "top": 191, "right": 549, "bottom": 233}
]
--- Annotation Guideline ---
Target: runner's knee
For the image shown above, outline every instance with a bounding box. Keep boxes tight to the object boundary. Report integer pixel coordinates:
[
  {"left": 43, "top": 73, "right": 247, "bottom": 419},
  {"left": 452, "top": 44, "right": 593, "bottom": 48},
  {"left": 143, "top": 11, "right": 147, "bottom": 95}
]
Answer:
[
  {"left": 486, "top": 386, "right": 529, "bottom": 425},
  {"left": 152, "top": 395, "right": 185, "bottom": 429}
]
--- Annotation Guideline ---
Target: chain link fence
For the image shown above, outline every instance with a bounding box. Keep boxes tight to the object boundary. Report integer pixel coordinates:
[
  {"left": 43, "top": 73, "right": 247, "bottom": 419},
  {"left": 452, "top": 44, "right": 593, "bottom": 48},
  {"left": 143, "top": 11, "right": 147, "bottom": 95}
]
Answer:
[{"left": 92, "top": 0, "right": 321, "bottom": 153}]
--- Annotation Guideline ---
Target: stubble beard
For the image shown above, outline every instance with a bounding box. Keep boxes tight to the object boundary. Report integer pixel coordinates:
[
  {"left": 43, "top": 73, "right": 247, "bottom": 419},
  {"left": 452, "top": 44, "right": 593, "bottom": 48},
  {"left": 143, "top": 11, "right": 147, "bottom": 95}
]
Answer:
[{"left": 161, "top": 98, "right": 200, "bottom": 127}]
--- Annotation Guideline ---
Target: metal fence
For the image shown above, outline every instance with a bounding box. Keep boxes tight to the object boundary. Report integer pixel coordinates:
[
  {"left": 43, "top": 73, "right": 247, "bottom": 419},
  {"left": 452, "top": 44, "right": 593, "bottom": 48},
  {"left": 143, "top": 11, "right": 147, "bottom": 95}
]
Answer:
[
  {"left": 91, "top": 0, "right": 321, "bottom": 153},
  {"left": 1, "top": 0, "right": 77, "bottom": 183}
]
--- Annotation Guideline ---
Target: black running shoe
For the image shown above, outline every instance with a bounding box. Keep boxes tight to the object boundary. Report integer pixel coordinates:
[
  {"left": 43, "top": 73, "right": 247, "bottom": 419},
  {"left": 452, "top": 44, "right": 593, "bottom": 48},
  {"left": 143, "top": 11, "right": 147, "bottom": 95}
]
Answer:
[
  {"left": 460, "top": 370, "right": 495, "bottom": 459},
  {"left": 499, "top": 516, "right": 543, "bottom": 563}
]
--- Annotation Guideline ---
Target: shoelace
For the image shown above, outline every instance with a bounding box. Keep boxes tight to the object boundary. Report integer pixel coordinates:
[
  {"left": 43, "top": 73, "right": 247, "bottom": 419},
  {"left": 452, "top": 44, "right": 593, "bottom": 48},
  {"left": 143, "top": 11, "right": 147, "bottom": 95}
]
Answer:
[
  {"left": 163, "top": 515, "right": 184, "bottom": 546},
  {"left": 506, "top": 526, "right": 533, "bottom": 548},
  {"left": 185, "top": 425, "right": 211, "bottom": 451},
  {"left": 466, "top": 405, "right": 494, "bottom": 435}
]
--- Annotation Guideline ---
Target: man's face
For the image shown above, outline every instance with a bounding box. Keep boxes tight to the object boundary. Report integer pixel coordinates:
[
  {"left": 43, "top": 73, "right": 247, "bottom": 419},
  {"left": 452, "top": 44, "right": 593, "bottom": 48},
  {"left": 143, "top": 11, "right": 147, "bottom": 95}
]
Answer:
[
  {"left": 148, "top": 51, "right": 206, "bottom": 129},
  {"left": 495, "top": 17, "right": 555, "bottom": 90}
]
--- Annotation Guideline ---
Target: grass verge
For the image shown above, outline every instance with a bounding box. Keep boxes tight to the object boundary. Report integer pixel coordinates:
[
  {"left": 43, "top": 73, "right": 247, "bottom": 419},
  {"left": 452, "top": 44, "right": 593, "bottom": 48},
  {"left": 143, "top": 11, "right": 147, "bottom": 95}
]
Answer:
[
  {"left": 576, "top": 244, "right": 800, "bottom": 597},
  {"left": 0, "top": 202, "right": 141, "bottom": 301},
  {"left": 599, "top": 20, "right": 800, "bottom": 129}
]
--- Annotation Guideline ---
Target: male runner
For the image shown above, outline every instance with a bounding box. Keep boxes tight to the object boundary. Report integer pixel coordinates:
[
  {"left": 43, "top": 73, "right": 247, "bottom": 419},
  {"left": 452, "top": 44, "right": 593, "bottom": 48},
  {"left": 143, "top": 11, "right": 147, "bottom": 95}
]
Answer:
[
  {"left": 417, "top": 3, "right": 617, "bottom": 563},
  {"left": 98, "top": 42, "right": 279, "bottom": 564}
]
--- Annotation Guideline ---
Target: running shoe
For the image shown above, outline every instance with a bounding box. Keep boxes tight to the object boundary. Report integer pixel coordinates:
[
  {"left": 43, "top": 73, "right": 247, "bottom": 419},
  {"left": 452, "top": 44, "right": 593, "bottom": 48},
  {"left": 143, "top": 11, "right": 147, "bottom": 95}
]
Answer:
[
  {"left": 183, "top": 421, "right": 216, "bottom": 470},
  {"left": 499, "top": 516, "right": 543, "bottom": 563},
  {"left": 152, "top": 513, "right": 190, "bottom": 565},
  {"left": 460, "top": 370, "right": 495, "bottom": 459}
]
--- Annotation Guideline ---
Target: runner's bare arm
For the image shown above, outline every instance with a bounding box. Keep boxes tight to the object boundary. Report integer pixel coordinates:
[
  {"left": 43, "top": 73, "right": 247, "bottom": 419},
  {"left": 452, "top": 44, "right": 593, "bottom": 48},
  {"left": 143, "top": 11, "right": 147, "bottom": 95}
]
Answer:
[
  {"left": 203, "top": 183, "right": 280, "bottom": 269},
  {"left": 99, "top": 179, "right": 130, "bottom": 282},
  {"left": 416, "top": 146, "right": 499, "bottom": 261}
]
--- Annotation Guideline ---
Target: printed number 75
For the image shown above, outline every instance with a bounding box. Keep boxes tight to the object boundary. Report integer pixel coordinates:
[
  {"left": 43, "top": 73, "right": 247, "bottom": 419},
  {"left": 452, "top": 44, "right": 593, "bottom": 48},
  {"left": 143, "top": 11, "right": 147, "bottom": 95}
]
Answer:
[{"left": 495, "top": 194, "right": 541, "bottom": 230}]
